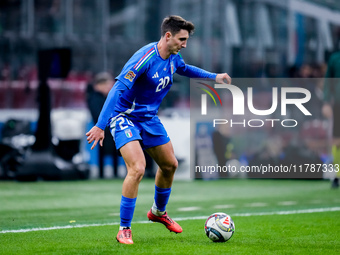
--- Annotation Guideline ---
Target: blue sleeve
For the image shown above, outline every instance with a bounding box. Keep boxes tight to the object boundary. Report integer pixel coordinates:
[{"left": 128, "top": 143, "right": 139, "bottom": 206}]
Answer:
[
  {"left": 175, "top": 55, "right": 217, "bottom": 79},
  {"left": 176, "top": 64, "right": 217, "bottom": 79},
  {"left": 95, "top": 81, "right": 127, "bottom": 130},
  {"left": 116, "top": 44, "right": 155, "bottom": 89}
]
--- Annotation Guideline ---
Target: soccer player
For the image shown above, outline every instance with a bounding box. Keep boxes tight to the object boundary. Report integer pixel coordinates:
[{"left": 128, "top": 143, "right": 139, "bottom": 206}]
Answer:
[
  {"left": 322, "top": 51, "right": 340, "bottom": 188},
  {"left": 86, "top": 15, "right": 231, "bottom": 244}
]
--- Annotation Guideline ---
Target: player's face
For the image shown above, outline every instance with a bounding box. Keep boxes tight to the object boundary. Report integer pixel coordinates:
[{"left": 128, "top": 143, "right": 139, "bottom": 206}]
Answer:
[{"left": 167, "top": 29, "right": 189, "bottom": 55}]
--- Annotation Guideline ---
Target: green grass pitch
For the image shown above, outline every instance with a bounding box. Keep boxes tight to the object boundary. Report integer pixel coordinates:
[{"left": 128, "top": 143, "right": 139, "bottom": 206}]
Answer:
[{"left": 0, "top": 179, "right": 339, "bottom": 254}]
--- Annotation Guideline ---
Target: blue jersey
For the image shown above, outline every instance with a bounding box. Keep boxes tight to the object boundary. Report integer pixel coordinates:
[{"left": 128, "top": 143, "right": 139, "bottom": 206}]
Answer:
[
  {"left": 116, "top": 42, "right": 180, "bottom": 120},
  {"left": 96, "top": 42, "right": 217, "bottom": 129}
]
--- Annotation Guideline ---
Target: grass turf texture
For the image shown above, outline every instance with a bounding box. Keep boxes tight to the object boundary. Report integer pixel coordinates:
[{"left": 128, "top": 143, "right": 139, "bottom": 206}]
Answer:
[{"left": 0, "top": 179, "right": 339, "bottom": 254}]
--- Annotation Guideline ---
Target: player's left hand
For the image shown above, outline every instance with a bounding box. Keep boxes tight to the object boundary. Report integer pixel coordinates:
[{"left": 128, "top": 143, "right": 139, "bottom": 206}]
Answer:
[
  {"left": 86, "top": 126, "right": 105, "bottom": 150},
  {"left": 216, "top": 73, "right": 231, "bottom": 84}
]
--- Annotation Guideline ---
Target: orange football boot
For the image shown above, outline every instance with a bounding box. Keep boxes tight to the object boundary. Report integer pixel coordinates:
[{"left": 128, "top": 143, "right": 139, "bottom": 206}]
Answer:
[
  {"left": 147, "top": 209, "right": 183, "bottom": 233},
  {"left": 116, "top": 228, "right": 133, "bottom": 244}
]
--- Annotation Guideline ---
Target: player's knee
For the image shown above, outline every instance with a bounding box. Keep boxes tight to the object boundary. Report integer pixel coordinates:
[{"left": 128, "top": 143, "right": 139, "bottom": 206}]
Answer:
[
  {"left": 128, "top": 162, "right": 146, "bottom": 182},
  {"left": 172, "top": 158, "right": 179, "bottom": 171},
  {"left": 161, "top": 158, "right": 178, "bottom": 175}
]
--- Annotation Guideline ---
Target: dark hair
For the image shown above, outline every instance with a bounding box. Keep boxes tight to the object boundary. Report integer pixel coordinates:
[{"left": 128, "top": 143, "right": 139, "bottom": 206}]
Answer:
[{"left": 161, "top": 15, "right": 195, "bottom": 36}]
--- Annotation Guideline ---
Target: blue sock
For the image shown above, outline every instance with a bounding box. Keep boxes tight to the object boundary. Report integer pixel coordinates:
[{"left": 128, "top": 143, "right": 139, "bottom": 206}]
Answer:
[
  {"left": 120, "top": 195, "right": 137, "bottom": 227},
  {"left": 154, "top": 185, "right": 171, "bottom": 212}
]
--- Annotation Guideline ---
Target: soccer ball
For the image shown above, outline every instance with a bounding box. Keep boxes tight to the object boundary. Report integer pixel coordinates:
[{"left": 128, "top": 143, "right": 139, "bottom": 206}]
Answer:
[{"left": 204, "top": 212, "right": 235, "bottom": 242}]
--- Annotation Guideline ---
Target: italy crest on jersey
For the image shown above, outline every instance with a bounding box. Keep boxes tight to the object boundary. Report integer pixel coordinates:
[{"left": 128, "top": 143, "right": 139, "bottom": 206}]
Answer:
[
  {"left": 171, "top": 61, "right": 174, "bottom": 75},
  {"left": 125, "top": 129, "right": 133, "bottom": 138}
]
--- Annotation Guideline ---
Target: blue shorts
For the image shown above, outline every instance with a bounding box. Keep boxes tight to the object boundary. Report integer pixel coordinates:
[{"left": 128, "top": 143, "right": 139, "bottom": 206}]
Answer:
[{"left": 109, "top": 114, "right": 170, "bottom": 151}]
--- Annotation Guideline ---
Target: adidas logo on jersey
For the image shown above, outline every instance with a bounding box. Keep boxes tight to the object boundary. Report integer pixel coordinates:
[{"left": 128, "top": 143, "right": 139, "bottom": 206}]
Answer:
[{"left": 152, "top": 72, "right": 159, "bottom": 78}]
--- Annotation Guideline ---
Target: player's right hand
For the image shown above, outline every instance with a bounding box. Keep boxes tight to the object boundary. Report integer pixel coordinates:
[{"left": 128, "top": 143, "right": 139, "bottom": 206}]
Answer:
[
  {"left": 216, "top": 73, "right": 231, "bottom": 84},
  {"left": 86, "top": 126, "right": 105, "bottom": 150}
]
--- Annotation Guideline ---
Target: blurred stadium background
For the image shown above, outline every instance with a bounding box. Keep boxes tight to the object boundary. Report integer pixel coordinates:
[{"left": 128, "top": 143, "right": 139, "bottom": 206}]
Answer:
[{"left": 0, "top": 0, "right": 340, "bottom": 181}]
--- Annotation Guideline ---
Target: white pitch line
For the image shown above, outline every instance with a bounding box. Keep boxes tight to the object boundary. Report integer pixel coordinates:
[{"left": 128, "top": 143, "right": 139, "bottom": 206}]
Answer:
[
  {"left": 177, "top": 207, "right": 201, "bottom": 212},
  {"left": 214, "top": 204, "right": 235, "bottom": 209},
  {"left": 245, "top": 202, "right": 268, "bottom": 207},
  {"left": 1, "top": 207, "right": 340, "bottom": 234},
  {"left": 277, "top": 201, "right": 297, "bottom": 206},
  {"left": 108, "top": 213, "right": 120, "bottom": 216}
]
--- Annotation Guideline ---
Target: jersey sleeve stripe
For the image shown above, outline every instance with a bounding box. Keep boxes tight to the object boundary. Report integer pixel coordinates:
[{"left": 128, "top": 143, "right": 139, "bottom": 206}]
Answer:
[
  {"left": 133, "top": 48, "right": 155, "bottom": 70},
  {"left": 154, "top": 45, "right": 160, "bottom": 56},
  {"left": 134, "top": 50, "right": 155, "bottom": 71},
  {"left": 136, "top": 52, "right": 156, "bottom": 71}
]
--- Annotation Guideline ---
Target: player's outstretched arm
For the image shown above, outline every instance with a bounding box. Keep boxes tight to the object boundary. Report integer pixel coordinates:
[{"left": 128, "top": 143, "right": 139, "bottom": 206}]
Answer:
[
  {"left": 86, "top": 126, "right": 104, "bottom": 150},
  {"left": 176, "top": 63, "right": 231, "bottom": 84},
  {"left": 216, "top": 73, "right": 231, "bottom": 84}
]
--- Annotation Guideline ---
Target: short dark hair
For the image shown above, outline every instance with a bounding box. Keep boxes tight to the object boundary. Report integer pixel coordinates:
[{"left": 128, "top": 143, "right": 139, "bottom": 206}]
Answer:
[{"left": 161, "top": 15, "right": 195, "bottom": 36}]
